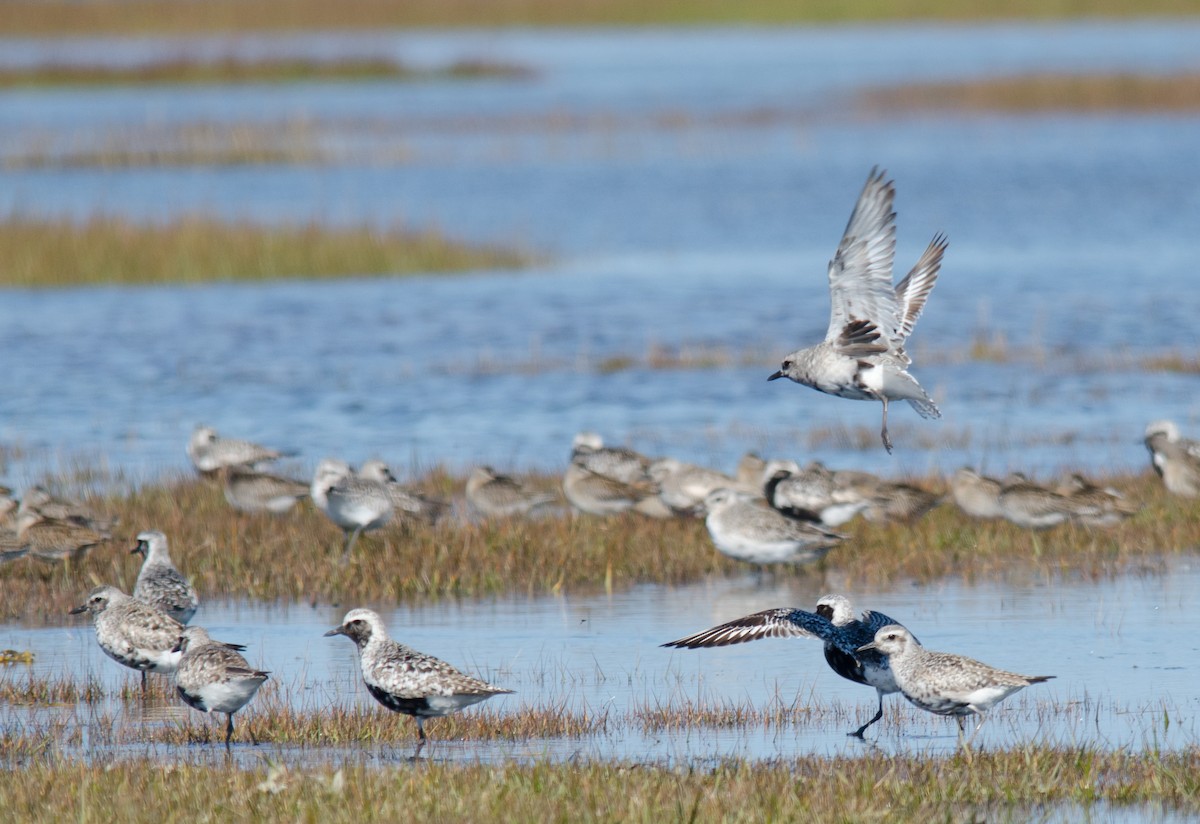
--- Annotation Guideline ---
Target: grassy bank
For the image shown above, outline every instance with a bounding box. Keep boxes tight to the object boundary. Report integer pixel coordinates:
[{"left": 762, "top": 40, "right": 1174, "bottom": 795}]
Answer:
[
  {"left": 862, "top": 72, "right": 1200, "bottom": 112},
  {"left": 0, "top": 57, "right": 533, "bottom": 90},
  {"left": 0, "top": 216, "right": 530, "bottom": 288},
  {"left": 1, "top": 0, "right": 1197, "bottom": 36},
  {"left": 0, "top": 751, "right": 1196, "bottom": 821},
  {"left": 0, "top": 470, "right": 1191, "bottom": 622}
]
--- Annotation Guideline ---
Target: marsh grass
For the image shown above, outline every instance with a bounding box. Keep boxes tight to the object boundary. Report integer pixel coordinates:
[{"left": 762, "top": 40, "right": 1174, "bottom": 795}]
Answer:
[
  {"left": 1, "top": 0, "right": 1197, "bottom": 36},
  {"left": 0, "top": 215, "right": 530, "bottom": 288},
  {"left": 0, "top": 469, "right": 1194, "bottom": 622},
  {"left": 861, "top": 72, "right": 1200, "bottom": 113},
  {"left": 0, "top": 57, "right": 532, "bottom": 90},
  {"left": 0, "top": 750, "right": 1197, "bottom": 821}
]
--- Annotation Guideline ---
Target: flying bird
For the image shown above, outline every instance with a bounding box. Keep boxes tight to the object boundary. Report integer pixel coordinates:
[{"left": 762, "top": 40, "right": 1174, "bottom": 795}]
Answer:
[{"left": 769, "top": 168, "right": 946, "bottom": 452}]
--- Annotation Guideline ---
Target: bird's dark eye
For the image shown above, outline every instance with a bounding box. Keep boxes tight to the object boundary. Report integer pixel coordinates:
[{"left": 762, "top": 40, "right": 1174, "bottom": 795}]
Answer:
[{"left": 782, "top": 361, "right": 792, "bottom": 370}]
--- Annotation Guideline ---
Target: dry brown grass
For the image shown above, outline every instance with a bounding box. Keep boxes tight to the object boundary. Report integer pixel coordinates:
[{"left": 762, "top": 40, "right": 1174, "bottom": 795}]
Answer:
[
  {"left": 861, "top": 72, "right": 1200, "bottom": 113},
  {"left": 1, "top": 469, "right": 1194, "bottom": 623}
]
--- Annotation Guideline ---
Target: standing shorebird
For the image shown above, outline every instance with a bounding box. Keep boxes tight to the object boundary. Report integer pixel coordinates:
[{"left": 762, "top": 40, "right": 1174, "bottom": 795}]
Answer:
[
  {"left": 702, "top": 488, "right": 843, "bottom": 567},
  {"left": 69, "top": 585, "right": 186, "bottom": 692},
  {"left": 174, "top": 626, "right": 269, "bottom": 751},
  {"left": 325, "top": 608, "right": 512, "bottom": 755},
  {"left": 131, "top": 530, "right": 199, "bottom": 625},
  {"left": 858, "top": 625, "right": 1054, "bottom": 743},
  {"left": 662, "top": 594, "right": 913, "bottom": 738},
  {"left": 768, "top": 168, "right": 946, "bottom": 452},
  {"left": 311, "top": 460, "right": 393, "bottom": 563}
]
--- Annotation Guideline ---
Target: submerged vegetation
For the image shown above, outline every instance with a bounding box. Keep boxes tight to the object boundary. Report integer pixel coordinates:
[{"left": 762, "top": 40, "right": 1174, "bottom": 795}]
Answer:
[
  {"left": 0, "top": 751, "right": 1197, "bottom": 821},
  {"left": 0, "top": 469, "right": 1191, "bottom": 621},
  {"left": 0, "top": 216, "right": 530, "bottom": 288},
  {"left": 0, "top": 0, "right": 1197, "bottom": 36}
]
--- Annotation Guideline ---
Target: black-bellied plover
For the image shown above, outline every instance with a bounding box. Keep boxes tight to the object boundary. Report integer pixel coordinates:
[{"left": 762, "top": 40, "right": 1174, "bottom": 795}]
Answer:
[
  {"left": 17, "top": 484, "right": 116, "bottom": 533},
  {"left": 69, "top": 585, "right": 186, "bottom": 691},
  {"left": 325, "top": 608, "right": 512, "bottom": 754},
  {"left": 222, "top": 467, "right": 308, "bottom": 514},
  {"left": 1144, "top": 420, "right": 1200, "bottom": 498},
  {"left": 131, "top": 530, "right": 199, "bottom": 624},
  {"left": 768, "top": 168, "right": 946, "bottom": 453},
  {"left": 649, "top": 458, "right": 739, "bottom": 517},
  {"left": 174, "top": 626, "right": 269, "bottom": 750},
  {"left": 312, "top": 461, "right": 393, "bottom": 563},
  {"left": 858, "top": 625, "right": 1053, "bottom": 742},
  {"left": 465, "top": 466, "right": 557, "bottom": 518},
  {"left": 17, "top": 510, "right": 107, "bottom": 563},
  {"left": 703, "top": 488, "right": 843, "bottom": 566},
  {"left": 663, "top": 593, "right": 913, "bottom": 738},
  {"left": 949, "top": 468, "right": 1004, "bottom": 520},
  {"left": 764, "top": 464, "right": 870, "bottom": 527},
  {"left": 187, "top": 425, "right": 292, "bottom": 476},
  {"left": 357, "top": 460, "right": 449, "bottom": 526}
]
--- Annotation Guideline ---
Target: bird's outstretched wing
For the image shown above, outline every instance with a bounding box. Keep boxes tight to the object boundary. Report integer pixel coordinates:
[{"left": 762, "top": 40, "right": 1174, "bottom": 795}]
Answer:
[
  {"left": 661, "top": 607, "right": 833, "bottom": 649},
  {"left": 894, "top": 233, "right": 947, "bottom": 343},
  {"left": 824, "top": 167, "right": 902, "bottom": 347}
]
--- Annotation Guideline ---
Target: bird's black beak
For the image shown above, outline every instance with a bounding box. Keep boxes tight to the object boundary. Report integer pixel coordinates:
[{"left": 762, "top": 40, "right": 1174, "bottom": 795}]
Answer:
[
  {"left": 856, "top": 642, "right": 877, "bottom": 653},
  {"left": 68, "top": 604, "right": 87, "bottom": 615},
  {"left": 767, "top": 370, "right": 784, "bottom": 381},
  {"left": 323, "top": 626, "right": 346, "bottom": 638},
  {"left": 130, "top": 541, "right": 145, "bottom": 556},
  {"left": 171, "top": 638, "right": 184, "bottom": 653}
]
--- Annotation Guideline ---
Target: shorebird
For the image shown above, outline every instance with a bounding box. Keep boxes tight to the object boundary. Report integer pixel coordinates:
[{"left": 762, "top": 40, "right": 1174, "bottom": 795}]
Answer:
[
  {"left": 702, "top": 488, "right": 843, "bottom": 566},
  {"left": 17, "top": 485, "right": 116, "bottom": 533},
  {"left": 1054, "top": 473, "right": 1138, "bottom": 527},
  {"left": 735, "top": 452, "right": 767, "bottom": 493},
  {"left": 174, "top": 626, "right": 269, "bottom": 750},
  {"left": 764, "top": 465, "right": 870, "bottom": 527},
  {"left": 17, "top": 510, "right": 106, "bottom": 563},
  {"left": 357, "top": 460, "right": 450, "bottom": 526},
  {"left": 949, "top": 468, "right": 1004, "bottom": 520},
  {"left": 663, "top": 594, "right": 913, "bottom": 738},
  {"left": 569, "top": 432, "right": 654, "bottom": 485},
  {"left": 187, "top": 425, "right": 292, "bottom": 476},
  {"left": 465, "top": 466, "right": 557, "bottom": 518},
  {"left": 325, "top": 608, "right": 512, "bottom": 754},
  {"left": 562, "top": 461, "right": 657, "bottom": 516},
  {"left": 70, "top": 585, "right": 243, "bottom": 693},
  {"left": 131, "top": 530, "right": 199, "bottom": 624},
  {"left": 311, "top": 461, "right": 393, "bottom": 563},
  {"left": 649, "top": 458, "right": 738, "bottom": 516},
  {"left": 862, "top": 480, "right": 941, "bottom": 524},
  {"left": 996, "top": 475, "right": 1076, "bottom": 529},
  {"left": 1144, "top": 420, "right": 1200, "bottom": 498},
  {"left": 768, "top": 168, "right": 946, "bottom": 453},
  {"left": 858, "top": 625, "right": 1053, "bottom": 743},
  {"left": 69, "top": 585, "right": 187, "bottom": 691},
  {"left": 222, "top": 467, "right": 308, "bottom": 514}
]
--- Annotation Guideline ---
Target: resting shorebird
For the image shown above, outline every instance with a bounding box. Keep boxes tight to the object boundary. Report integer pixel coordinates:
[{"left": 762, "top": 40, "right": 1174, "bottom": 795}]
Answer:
[
  {"left": 1144, "top": 420, "right": 1200, "bottom": 498},
  {"left": 187, "top": 425, "right": 291, "bottom": 476},
  {"left": 325, "top": 608, "right": 512, "bottom": 755},
  {"left": 769, "top": 168, "right": 946, "bottom": 452},
  {"left": 858, "top": 625, "right": 1053, "bottom": 744},
  {"left": 663, "top": 594, "right": 913, "bottom": 738}
]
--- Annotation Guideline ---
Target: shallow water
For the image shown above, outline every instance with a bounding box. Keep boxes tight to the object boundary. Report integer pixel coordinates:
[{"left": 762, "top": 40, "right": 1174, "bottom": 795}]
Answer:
[
  {"left": 0, "top": 24, "right": 1199, "bottom": 486},
  {"left": 3, "top": 558, "right": 1196, "bottom": 766}
]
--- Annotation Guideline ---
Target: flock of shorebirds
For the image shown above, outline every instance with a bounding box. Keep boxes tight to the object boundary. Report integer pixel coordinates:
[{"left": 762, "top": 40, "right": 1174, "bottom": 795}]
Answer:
[{"left": 7, "top": 169, "right": 1199, "bottom": 753}]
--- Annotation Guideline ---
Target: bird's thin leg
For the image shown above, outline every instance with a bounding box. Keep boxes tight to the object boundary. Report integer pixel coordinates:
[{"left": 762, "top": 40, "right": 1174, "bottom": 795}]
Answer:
[
  {"left": 341, "top": 526, "right": 364, "bottom": 565},
  {"left": 849, "top": 691, "right": 885, "bottom": 739},
  {"left": 964, "top": 712, "right": 985, "bottom": 748},
  {"left": 225, "top": 714, "right": 234, "bottom": 751},
  {"left": 140, "top": 670, "right": 147, "bottom": 696},
  {"left": 880, "top": 399, "right": 893, "bottom": 454}
]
